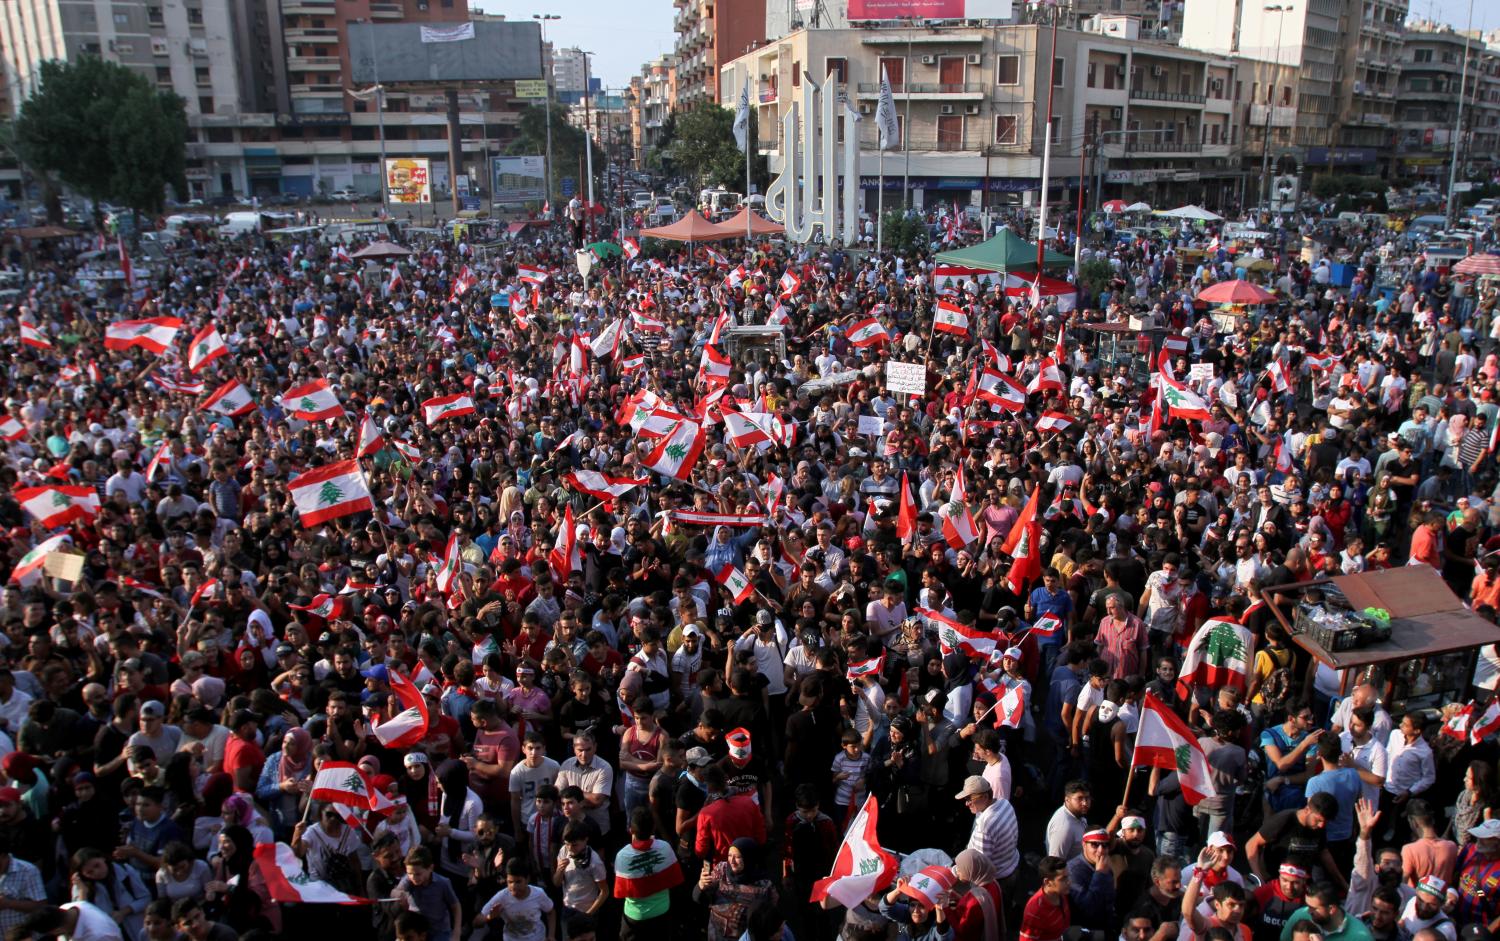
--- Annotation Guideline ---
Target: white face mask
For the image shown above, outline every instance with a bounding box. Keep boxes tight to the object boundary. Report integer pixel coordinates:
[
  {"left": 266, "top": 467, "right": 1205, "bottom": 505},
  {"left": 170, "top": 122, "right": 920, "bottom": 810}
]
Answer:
[{"left": 1097, "top": 701, "right": 1119, "bottom": 723}]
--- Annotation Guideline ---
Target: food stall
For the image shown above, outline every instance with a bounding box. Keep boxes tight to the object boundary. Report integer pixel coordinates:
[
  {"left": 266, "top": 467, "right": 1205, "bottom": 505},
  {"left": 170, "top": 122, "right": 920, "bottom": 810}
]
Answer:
[{"left": 1263, "top": 567, "right": 1500, "bottom": 712}]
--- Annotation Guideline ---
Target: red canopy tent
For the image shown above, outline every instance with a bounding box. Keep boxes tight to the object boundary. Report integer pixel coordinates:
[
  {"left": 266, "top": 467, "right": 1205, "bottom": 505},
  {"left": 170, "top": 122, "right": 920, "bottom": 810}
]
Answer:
[
  {"left": 711, "top": 208, "right": 785, "bottom": 238},
  {"left": 639, "top": 211, "right": 734, "bottom": 242}
]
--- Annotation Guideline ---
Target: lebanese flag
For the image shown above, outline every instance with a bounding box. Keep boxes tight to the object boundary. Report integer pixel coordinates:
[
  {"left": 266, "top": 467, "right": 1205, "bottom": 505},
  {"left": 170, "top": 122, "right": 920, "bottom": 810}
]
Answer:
[
  {"left": 1176, "top": 618, "right": 1254, "bottom": 696},
  {"left": 1027, "top": 356, "right": 1064, "bottom": 394},
  {"left": 187, "top": 324, "right": 228, "bottom": 373},
  {"left": 144, "top": 440, "right": 172, "bottom": 482},
  {"left": 392, "top": 439, "right": 422, "bottom": 463},
  {"left": 1266, "top": 358, "right": 1290, "bottom": 393},
  {"left": 895, "top": 471, "right": 918, "bottom": 542},
  {"left": 1444, "top": 703, "right": 1477, "bottom": 741},
  {"left": 995, "top": 684, "right": 1026, "bottom": 729},
  {"left": 564, "top": 470, "right": 647, "bottom": 501},
  {"left": 768, "top": 304, "right": 791, "bottom": 329},
  {"left": 846, "top": 654, "right": 885, "bottom": 681},
  {"left": 643, "top": 420, "right": 706, "bottom": 481},
  {"left": 622, "top": 237, "right": 640, "bottom": 259},
  {"left": 547, "top": 503, "right": 581, "bottom": 584},
  {"left": 7, "top": 534, "right": 71, "bottom": 586},
  {"left": 620, "top": 353, "right": 646, "bottom": 374},
  {"left": 589, "top": 319, "right": 625, "bottom": 360},
  {"left": 189, "top": 578, "right": 221, "bottom": 608},
  {"left": 1472, "top": 701, "right": 1500, "bottom": 745},
  {"left": 901, "top": 866, "right": 958, "bottom": 910},
  {"left": 926, "top": 608, "right": 996, "bottom": 661},
  {"left": 289, "top": 593, "right": 344, "bottom": 620},
  {"left": 118, "top": 236, "right": 134, "bottom": 288},
  {"left": 373, "top": 667, "right": 430, "bottom": 749},
  {"left": 933, "top": 301, "right": 970, "bottom": 336},
  {"left": 613, "top": 838, "right": 683, "bottom": 899},
  {"left": 289, "top": 460, "right": 373, "bottom": 528},
  {"left": 104, "top": 317, "right": 183, "bottom": 354},
  {"left": 974, "top": 368, "right": 1025, "bottom": 412},
  {"left": 724, "top": 265, "right": 747, "bottom": 289},
  {"left": 0, "top": 415, "right": 24, "bottom": 441},
  {"left": 201, "top": 379, "right": 256, "bottom": 417},
  {"left": 809, "top": 795, "right": 899, "bottom": 908},
  {"left": 1304, "top": 351, "right": 1336, "bottom": 371},
  {"left": 152, "top": 373, "right": 204, "bottom": 395},
  {"left": 1036, "top": 411, "right": 1073, "bottom": 432},
  {"left": 517, "top": 264, "right": 550, "bottom": 285},
  {"left": 19, "top": 321, "right": 50, "bottom": 349},
  {"left": 1134, "top": 691, "right": 1217, "bottom": 806},
  {"left": 941, "top": 463, "right": 980, "bottom": 550},
  {"left": 355, "top": 414, "right": 385, "bottom": 458},
  {"left": 669, "top": 511, "right": 770, "bottom": 528},
  {"left": 253, "top": 843, "right": 370, "bottom": 906},
  {"left": 310, "top": 761, "right": 383, "bottom": 809},
  {"left": 1161, "top": 375, "right": 1213, "bottom": 422},
  {"left": 704, "top": 246, "right": 729, "bottom": 267},
  {"left": 979, "top": 339, "right": 1011, "bottom": 372},
  {"left": 723, "top": 409, "right": 778, "bottom": 450},
  {"left": 846, "top": 317, "right": 889, "bottom": 348},
  {"left": 15, "top": 485, "right": 100, "bottom": 528},
  {"left": 279, "top": 378, "right": 344, "bottom": 422},
  {"left": 387, "top": 265, "right": 404, "bottom": 294},
  {"left": 778, "top": 270, "right": 801, "bottom": 298},
  {"left": 432, "top": 532, "right": 463, "bottom": 595},
  {"left": 700, "top": 344, "right": 731, "bottom": 388},
  {"left": 1001, "top": 486, "right": 1042, "bottom": 596},
  {"left": 422, "top": 392, "right": 476, "bottom": 425},
  {"left": 716, "top": 564, "right": 755, "bottom": 605}
]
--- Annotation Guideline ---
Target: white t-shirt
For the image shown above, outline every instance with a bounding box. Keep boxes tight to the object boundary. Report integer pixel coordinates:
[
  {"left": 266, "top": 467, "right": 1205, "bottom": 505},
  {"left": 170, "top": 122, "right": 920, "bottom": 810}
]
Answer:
[
  {"left": 481, "top": 886, "right": 554, "bottom": 941},
  {"left": 62, "top": 901, "right": 124, "bottom": 941}
]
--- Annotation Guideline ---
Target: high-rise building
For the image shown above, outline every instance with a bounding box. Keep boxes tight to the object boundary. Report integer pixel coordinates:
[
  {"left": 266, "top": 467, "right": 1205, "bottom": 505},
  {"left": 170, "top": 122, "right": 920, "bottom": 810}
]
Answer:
[
  {"left": 673, "top": 0, "right": 765, "bottom": 108},
  {"left": 552, "top": 46, "right": 589, "bottom": 96},
  {"left": 1395, "top": 20, "right": 1500, "bottom": 185}
]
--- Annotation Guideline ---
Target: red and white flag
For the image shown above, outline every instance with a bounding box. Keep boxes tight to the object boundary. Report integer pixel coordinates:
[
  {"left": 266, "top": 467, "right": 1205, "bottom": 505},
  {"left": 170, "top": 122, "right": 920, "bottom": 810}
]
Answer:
[
  {"left": 434, "top": 533, "right": 463, "bottom": 595},
  {"left": 289, "top": 460, "right": 373, "bottom": 528},
  {"left": 995, "top": 684, "right": 1026, "bottom": 729},
  {"left": 152, "top": 374, "right": 204, "bottom": 395},
  {"left": 974, "top": 368, "right": 1026, "bottom": 412},
  {"left": 117, "top": 236, "right": 134, "bottom": 288},
  {"left": 809, "top": 795, "right": 898, "bottom": 908},
  {"left": 1134, "top": 691, "right": 1217, "bottom": 805},
  {"left": 933, "top": 301, "right": 970, "bottom": 336},
  {"left": 187, "top": 324, "right": 228, "bottom": 373},
  {"left": 309, "top": 761, "right": 383, "bottom": 809},
  {"left": 547, "top": 503, "right": 581, "bottom": 584},
  {"left": 373, "top": 668, "right": 430, "bottom": 749},
  {"left": 716, "top": 565, "right": 755, "bottom": 605},
  {"left": 279, "top": 379, "right": 344, "bottom": 422},
  {"left": 0, "top": 415, "right": 25, "bottom": 441},
  {"left": 421, "top": 392, "right": 476, "bottom": 425},
  {"left": 144, "top": 440, "right": 172, "bottom": 482},
  {"left": 289, "top": 593, "right": 344, "bottom": 620},
  {"left": 900, "top": 866, "right": 957, "bottom": 910},
  {"left": 589, "top": 319, "right": 625, "bottom": 360},
  {"left": 643, "top": 420, "right": 706, "bottom": 481},
  {"left": 563, "top": 470, "right": 647, "bottom": 501},
  {"left": 355, "top": 414, "right": 385, "bottom": 458},
  {"left": 15, "top": 485, "right": 100, "bottom": 528},
  {"left": 201, "top": 379, "right": 256, "bottom": 418},
  {"left": 940, "top": 463, "right": 980, "bottom": 549},
  {"left": 1176, "top": 618, "right": 1254, "bottom": 696},
  {"left": 622, "top": 237, "right": 640, "bottom": 259},
  {"left": 1036, "top": 411, "right": 1073, "bottom": 433},
  {"left": 517, "top": 264, "right": 550, "bottom": 285},
  {"left": 778, "top": 270, "right": 801, "bottom": 298},
  {"left": 189, "top": 578, "right": 221, "bottom": 608},
  {"left": 1027, "top": 356, "right": 1064, "bottom": 394},
  {"left": 253, "top": 843, "right": 371, "bottom": 906},
  {"left": 1161, "top": 375, "right": 1213, "bottom": 422},
  {"left": 925, "top": 608, "right": 996, "bottom": 661},
  {"left": 104, "top": 317, "right": 182, "bottom": 354},
  {"left": 1472, "top": 701, "right": 1500, "bottom": 745},
  {"left": 19, "top": 321, "right": 50, "bottom": 349},
  {"left": 1002, "top": 486, "right": 1042, "bottom": 595},
  {"left": 7, "top": 534, "right": 71, "bottom": 586},
  {"left": 1266, "top": 358, "right": 1290, "bottom": 394},
  {"left": 700, "top": 344, "right": 732, "bottom": 388},
  {"left": 846, "top": 317, "right": 889, "bottom": 348}
]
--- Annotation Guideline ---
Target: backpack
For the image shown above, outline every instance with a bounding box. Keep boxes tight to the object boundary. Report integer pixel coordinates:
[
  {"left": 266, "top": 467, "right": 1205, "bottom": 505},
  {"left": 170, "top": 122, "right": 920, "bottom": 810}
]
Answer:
[{"left": 1259, "top": 647, "right": 1295, "bottom": 712}]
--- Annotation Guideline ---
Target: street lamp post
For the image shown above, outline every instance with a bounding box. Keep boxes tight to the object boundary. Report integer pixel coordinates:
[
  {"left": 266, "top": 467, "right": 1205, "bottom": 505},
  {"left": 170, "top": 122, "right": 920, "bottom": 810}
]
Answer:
[
  {"left": 1444, "top": 0, "right": 1475, "bottom": 229},
  {"left": 583, "top": 51, "right": 596, "bottom": 240},
  {"left": 1258, "top": 5, "right": 1290, "bottom": 213},
  {"left": 533, "top": 14, "right": 560, "bottom": 212}
]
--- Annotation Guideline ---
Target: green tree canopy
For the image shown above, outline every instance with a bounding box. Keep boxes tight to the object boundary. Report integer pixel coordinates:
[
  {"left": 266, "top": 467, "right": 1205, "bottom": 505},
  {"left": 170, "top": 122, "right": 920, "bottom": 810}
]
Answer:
[
  {"left": 664, "top": 105, "right": 767, "bottom": 196},
  {"left": 15, "top": 56, "right": 187, "bottom": 222},
  {"left": 507, "top": 103, "right": 605, "bottom": 204}
]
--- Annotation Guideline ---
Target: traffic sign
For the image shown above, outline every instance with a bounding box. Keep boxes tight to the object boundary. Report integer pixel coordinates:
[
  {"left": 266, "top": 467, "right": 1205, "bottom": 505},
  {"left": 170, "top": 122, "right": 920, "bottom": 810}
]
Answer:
[{"left": 560, "top": 177, "right": 576, "bottom": 197}]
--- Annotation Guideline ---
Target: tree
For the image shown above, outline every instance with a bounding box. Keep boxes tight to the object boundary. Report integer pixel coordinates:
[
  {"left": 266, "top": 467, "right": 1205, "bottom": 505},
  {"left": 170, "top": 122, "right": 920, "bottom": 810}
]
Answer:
[
  {"left": 880, "top": 210, "right": 928, "bottom": 256},
  {"left": 665, "top": 105, "right": 762, "bottom": 195},
  {"left": 15, "top": 57, "right": 187, "bottom": 226},
  {"left": 506, "top": 103, "right": 605, "bottom": 204},
  {"left": 1077, "top": 258, "right": 1114, "bottom": 300}
]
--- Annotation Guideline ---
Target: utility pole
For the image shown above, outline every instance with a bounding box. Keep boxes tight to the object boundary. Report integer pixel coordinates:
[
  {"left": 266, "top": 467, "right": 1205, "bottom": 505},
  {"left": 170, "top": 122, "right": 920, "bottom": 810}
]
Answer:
[
  {"left": 1258, "top": 5, "right": 1290, "bottom": 212},
  {"left": 1445, "top": 0, "right": 1475, "bottom": 229},
  {"left": 534, "top": 14, "right": 560, "bottom": 212},
  {"left": 583, "top": 51, "right": 596, "bottom": 240}
]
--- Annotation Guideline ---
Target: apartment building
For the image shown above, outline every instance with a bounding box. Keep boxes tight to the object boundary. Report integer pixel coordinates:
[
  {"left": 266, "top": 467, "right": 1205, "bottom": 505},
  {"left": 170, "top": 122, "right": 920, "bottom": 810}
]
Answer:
[
  {"left": 673, "top": 0, "right": 765, "bottom": 109},
  {"left": 553, "top": 46, "right": 589, "bottom": 96},
  {"left": 719, "top": 18, "right": 1243, "bottom": 211},
  {"left": 629, "top": 53, "right": 677, "bottom": 167},
  {"left": 1394, "top": 21, "right": 1500, "bottom": 185}
]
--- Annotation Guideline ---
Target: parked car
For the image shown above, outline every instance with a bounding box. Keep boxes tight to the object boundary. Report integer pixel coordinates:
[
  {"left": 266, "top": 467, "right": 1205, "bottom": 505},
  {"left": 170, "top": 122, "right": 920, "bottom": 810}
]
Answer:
[{"left": 330, "top": 188, "right": 365, "bottom": 203}]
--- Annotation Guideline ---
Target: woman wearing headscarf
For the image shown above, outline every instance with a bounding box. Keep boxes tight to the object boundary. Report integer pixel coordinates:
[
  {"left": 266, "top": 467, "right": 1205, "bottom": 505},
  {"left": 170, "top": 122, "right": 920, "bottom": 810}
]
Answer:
[
  {"left": 398, "top": 752, "right": 441, "bottom": 834},
  {"left": 204, "top": 824, "right": 277, "bottom": 932},
  {"left": 939, "top": 652, "right": 974, "bottom": 729},
  {"left": 951, "top": 849, "right": 1003, "bottom": 941},
  {"left": 704, "top": 524, "right": 758, "bottom": 573},
  {"left": 191, "top": 773, "right": 235, "bottom": 854},
  {"left": 254, "top": 727, "right": 313, "bottom": 838},
  {"left": 433, "top": 758, "right": 481, "bottom": 883},
  {"left": 695, "top": 837, "right": 778, "bottom": 941},
  {"left": 878, "top": 872, "right": 955, "bottom": 941}
]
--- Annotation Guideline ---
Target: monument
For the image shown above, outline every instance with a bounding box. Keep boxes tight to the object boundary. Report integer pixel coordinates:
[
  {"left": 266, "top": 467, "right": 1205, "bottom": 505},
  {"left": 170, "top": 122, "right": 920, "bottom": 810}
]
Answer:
[{"left": 765, "top": 71, "right": 860, "bottom": 246}]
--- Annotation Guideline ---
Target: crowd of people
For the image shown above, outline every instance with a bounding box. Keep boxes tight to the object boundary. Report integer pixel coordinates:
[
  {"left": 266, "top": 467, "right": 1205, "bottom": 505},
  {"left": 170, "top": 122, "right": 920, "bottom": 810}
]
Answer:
[{"left": 0, "top": 195, "right": 1497, "bottom": 941}]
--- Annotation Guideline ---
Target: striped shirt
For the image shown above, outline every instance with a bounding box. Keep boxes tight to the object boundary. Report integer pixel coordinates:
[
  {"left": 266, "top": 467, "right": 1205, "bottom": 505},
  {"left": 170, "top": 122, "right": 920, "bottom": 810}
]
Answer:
[
  {"left": 967, "top": 798, "right": 1020, "bottom": 879},
  {"left": 0, "top": 855, "right": 45, "bottom": 935}
]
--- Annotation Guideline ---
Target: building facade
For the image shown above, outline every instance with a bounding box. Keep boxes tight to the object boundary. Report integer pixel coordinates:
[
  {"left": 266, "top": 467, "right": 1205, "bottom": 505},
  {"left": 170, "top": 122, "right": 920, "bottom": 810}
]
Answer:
[
  {"left": 673, "top": 0, "right": 765, "bottom": 109},
  {"left": 1394, "top": 21, "right": 1500, "bottom": 185},
  {"left": 720, "top": 19, "right": 1244, "bottom": 212}
]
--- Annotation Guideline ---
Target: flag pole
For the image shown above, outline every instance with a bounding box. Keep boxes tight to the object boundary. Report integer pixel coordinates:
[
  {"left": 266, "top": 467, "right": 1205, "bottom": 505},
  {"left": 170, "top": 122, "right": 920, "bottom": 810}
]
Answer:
[{"left": 744, "top": 80, "right": 753, "bottom": 242}]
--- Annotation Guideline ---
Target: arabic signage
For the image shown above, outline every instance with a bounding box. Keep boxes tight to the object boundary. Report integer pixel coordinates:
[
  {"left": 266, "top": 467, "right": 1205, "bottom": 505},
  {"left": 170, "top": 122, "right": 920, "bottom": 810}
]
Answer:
[{"left": 385, "top": 158, "right": 431, "bottom": 204}]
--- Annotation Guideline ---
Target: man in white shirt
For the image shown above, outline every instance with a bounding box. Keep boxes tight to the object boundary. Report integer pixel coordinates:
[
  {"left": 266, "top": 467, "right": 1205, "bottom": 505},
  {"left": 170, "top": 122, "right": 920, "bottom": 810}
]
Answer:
[
  {"left": 1329, "top": 684, "right": 1392, "bottom": 740},
  {"left": 1384, "top": 712, "right": 1435, "bottom": 805},
  {"left": 1045, "top": 781, "right": 1092, "bottom": 859}
]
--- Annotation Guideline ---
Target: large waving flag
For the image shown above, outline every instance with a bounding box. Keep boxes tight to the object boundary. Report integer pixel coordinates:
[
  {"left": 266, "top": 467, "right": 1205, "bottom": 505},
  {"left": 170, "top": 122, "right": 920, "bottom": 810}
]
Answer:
[
  {"left": 279, "top": 378, "right": 344, "bottom": 422},
  {"left": 846, "top": 317, "right": 889, "bottom": 348},
  {"left": 933, "top": 301, "right": 970, "bottom": 336},
  {"left": 373, "top": 667, "right": 430, "bottom": 749},
  {"left": 15, "top": 486, "right": 100, "bottom": 528},
  {"left": 187, "top": 324, "right": 228, "bottom": 373},
  {"left": 104, "top": 317, "right": 183, "bottom": 354},
  {"left": 1176, "top": 618, "right": 1254, "bottom": 696},
  {"left": 1001, "top": 485, "right": 1042, "bottom": 596},
  {"left": 547, "top": 503, "right": 581, "bottom": 584},
  {"left": 355, "top": 414, "right": 385, "bottom": 459},
  {"left": 201, "top": 378, "right": 257, "bottom": 418},
  {"left": 19, "top": 321, "right": 50, "bottom": 349},
  {"left": 924, "top": 607, "right": 997, "bottom": 662},
  {"left": 643, "top": 420, "right": 706, "bottom": 481},
  {"left": 309, "top": 761, "right": 383, "bottom": 810},
  {"left": 1027, "top": 356, "right": 1064, "bottom": 394},
  {"left": 7, "top": 534, "right": 71, "bottom": 586},
  {"left": 563, "top": 470, "right": 648, "bottom": 501},
  {"left": 941, "top": 463, "right": 980, "bottom": 550},
  {"left": 809, "top": 795, "right": 898, "bottom": 909},
  {"left": 1134, "top": 691, "right": 1217, "bottom": 805},
  {"left": 434, "top": 533, "right": 463, "bottom": 595},
  {"left": 289, "top": 460, "right": 373, "bottom": 528},
  {"left": 1161, "top": 374, "right": 1214, "bottom": 422},
  {"left": 252, "top": 843, "right": 371, "bottom": 905},
  {"left": 421, "top": 392, "right": 476, "bottom": 425},
  {"left": 895, "top": 471, "right": 918, "bottom": 543}
]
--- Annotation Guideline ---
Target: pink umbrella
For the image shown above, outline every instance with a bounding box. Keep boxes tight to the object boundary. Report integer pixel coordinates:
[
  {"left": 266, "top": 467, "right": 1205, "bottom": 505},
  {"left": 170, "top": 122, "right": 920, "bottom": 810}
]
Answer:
[
  {"left": 1454, "top": 254, "right": 1500, "bottom": 276},
  {"left": 1196, "top": 279, "right": 1278, "bottom": 305},
  {"left": 1101, "top": 200, "right": 1128, "bottom": 214}
]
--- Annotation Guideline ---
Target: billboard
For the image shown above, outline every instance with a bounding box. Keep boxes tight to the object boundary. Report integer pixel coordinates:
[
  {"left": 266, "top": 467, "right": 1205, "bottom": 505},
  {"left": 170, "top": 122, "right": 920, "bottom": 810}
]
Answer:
[
  {"left": 847, "top": 0, "right": 1013, "bottom": 19},
  {"left": 348, "top": 20, "right": 542, "bottom": 85},
  {"left": 514, "top": 79, "right": 549, "bottom": 100},
  {"left": 386, "top": 158, "right": 431, "bottom": 204},
  {"left": 493, "top": 156, "right": 546, "bottom": 204}
]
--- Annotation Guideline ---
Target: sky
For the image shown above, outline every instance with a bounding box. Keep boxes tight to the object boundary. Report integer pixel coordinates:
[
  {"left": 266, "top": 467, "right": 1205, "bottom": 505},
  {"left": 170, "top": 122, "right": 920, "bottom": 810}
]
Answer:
[
  {"left": 471, "top": 0, "right": 1495, "bottom": 91},
  {"left": 471, "top": 0, "right": 678, "bottom": 90}
]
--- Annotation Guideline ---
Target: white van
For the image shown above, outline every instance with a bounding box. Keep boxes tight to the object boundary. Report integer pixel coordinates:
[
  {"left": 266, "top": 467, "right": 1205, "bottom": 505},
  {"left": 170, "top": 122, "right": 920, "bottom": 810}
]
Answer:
[{"left": 218, "top": 211, "right": 293, "bottom": 236}]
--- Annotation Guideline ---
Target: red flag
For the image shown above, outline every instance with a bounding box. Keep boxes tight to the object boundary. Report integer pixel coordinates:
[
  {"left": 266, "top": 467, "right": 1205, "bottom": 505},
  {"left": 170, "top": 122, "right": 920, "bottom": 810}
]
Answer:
[
  {"left": 895, "top": 472, "right": 918, "bottom": 543},
  {"left": 1001, "top": 486, "right": 1042, "bottom": 596}
]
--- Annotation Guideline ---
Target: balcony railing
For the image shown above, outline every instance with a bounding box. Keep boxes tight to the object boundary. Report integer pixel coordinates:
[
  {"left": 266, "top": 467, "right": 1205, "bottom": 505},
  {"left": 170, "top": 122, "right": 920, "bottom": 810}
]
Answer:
[
  {"left": 1130, "top": 87, "right": 1207, "bottom": 104},
  {"left": 1124, "top": 136, "right": 1202, "bottom": 154},
  {"left": 855, "top": 82, "right": 985, "bottom": 95}
]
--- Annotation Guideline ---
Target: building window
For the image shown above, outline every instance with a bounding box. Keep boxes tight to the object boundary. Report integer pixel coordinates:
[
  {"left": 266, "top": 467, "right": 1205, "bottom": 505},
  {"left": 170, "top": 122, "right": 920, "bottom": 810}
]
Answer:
[
  {"left": 792, "top": 62, "right": 800, "bottom": 87},
  {"left": 155, "top": 66, "right": 171, "bottom": 83},
  {"left": 1053, "top": 57, "right": 1064, "bottom": 87},
  {"left": 994, "top": 114, "right": 1018, "bottom": 144},
  {"left": 879, "top": 56, "right": 905, "bottom": 89},
  {"left": 1086, "top": 61, "right": 1096, "bottom": 87},
  {"left": 198, "top": 96, "right": 213, "bottom": 113},
  {"left": 824, "top": 57, "right": 847, "bottom": 83},
  {"left": 114, "top": 12, "right": 130, "bottom": 26},
  {"left": 995, "top": 54, "right": 1019, "bottom": 86},
  {"left": 187, "top": 7, "right": 202, "bottom": 24},
  {"left": 196, "top": 67, "right": 210, "bottom": 85},
  {"left": 147, "top": 6, "right": 162, "bottom": 24},
  {"left": 1413, "top": 48, "right": 1432, "bottom": 63}
]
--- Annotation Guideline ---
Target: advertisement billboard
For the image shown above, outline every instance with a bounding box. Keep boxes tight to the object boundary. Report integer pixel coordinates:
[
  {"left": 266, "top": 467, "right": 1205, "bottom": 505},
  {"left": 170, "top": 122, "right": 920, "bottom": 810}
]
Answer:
[
  {"left": 493, "top": 156, "right": 546, "bottom": 204},
  {"left": 846, "top": 0, "right": 1012, "bottom": 20},
  {"left": 514, "top": 79, "right": 549, "bottom": 100},
  {"left": 385, "top": 158, "right": 431, "bottom": 204}
]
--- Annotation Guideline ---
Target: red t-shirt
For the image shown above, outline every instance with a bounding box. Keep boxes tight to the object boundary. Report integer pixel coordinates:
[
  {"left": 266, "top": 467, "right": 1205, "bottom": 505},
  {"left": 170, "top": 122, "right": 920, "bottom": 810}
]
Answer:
[
  {"left": 1020, "top": 890, "right": 1069, "bottom": 941},
  {"left": 223, "top": 735, "right": 265, "bottom": 781}
]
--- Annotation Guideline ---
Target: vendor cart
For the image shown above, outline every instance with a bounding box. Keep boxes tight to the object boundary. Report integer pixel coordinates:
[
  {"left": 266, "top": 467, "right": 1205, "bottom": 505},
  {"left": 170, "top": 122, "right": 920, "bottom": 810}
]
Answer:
[{"left": 1262, "top": 567, "right": 1500, "bottom": 713}]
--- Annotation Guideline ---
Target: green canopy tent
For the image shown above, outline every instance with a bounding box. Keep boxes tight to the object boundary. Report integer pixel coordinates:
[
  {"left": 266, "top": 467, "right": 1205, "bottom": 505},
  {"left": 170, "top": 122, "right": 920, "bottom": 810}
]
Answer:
[
  {"left": 586, "top": 241, "right": 622, "bottom": 258},
  {"left": 933, "top": 228, "right": 1072, "bottom": 273}
]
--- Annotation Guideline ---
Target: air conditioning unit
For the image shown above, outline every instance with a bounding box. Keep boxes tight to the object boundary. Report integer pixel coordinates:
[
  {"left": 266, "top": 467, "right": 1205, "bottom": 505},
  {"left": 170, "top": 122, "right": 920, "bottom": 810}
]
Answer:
[
  {"left": 1111, "top": 107, "right": 1123, "bottom": 119},
  {"left": 940, "top": 103, "right": 956, "bottom": 114},
  {"left": 920, "top": 54, "right": 936, "bottom": 65},
  {"left": 859, "top": 102, "right": 873, "bottom": 114},
  {"left": 1114, "top": 66, "right": 1126, "bottom": 79},
  {"left": 1210, "top": 78, "right": 1224, "bottom": 92},
  {"left": 964, "top": 103, "right": 980, "bottom": 114},
  {"left": 1151, "top": 65, "right": 1166, "bottom": 77},
  {"left": 966, "top": 53, "right": 981, "bottom": 65}
]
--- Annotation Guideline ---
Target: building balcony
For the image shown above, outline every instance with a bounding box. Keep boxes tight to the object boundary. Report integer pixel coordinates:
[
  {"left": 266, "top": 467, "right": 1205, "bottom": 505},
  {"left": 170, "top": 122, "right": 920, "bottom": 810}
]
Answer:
[
  {"left": 288, "top": 56, "right": 341, "bottom": 71},
  {"left": 284, "top": 27, "right": 339, "bottom": 42},
  {"left": 369, "top": 3, "right": 402, "bottom": 19},
  {"left": 282, "top": 0, "right": 334, "bottom": 13},
  {"left": 289, "top": 83, "right": 344, "bottom": 96},
  {"left": 1123, "top": 137, "right": 1202, "bottom": 154},
  {"left": 1130, "top": 86, "right": 1206, "bottom": 105},
  {"left": 758, "top": 87, "right": 777, "bottom": 102},
  {"left": 855, "top": 82, "right": 986, "bottom": 97}
]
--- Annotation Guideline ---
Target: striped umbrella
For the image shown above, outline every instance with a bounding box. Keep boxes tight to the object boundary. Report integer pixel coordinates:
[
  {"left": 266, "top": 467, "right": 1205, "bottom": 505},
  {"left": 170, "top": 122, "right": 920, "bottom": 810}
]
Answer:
[{"left": 1454, "top": 254, "right": 1500, "bottom": 276}]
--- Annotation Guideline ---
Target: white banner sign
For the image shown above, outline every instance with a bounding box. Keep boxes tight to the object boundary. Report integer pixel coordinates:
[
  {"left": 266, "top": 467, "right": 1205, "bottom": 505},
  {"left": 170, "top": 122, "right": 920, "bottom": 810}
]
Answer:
[
  {"left": 420, "top": 22, "right": 475, "bottom": 43},
  {"left": 858, "top": 415, "right": 884, "bottom": 437},
  {"left": 885, "top": 361, "right": 926, "bottom": 395}
]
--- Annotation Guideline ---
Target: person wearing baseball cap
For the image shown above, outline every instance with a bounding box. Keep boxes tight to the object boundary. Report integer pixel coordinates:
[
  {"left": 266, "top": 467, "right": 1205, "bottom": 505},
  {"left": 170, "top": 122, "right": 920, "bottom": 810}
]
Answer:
[
  {"left": 1400, "top": 876, "right": 1455, "bottom": 941},
  {"left": 954, "top": 775, "right": 1019, "bottom": 881}
]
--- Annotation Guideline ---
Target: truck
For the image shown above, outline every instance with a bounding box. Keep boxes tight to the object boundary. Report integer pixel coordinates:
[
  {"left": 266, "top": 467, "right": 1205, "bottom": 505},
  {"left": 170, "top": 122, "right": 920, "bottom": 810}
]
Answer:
[{"left": 699, "top": 188, "right": 741, "bottom": 218}]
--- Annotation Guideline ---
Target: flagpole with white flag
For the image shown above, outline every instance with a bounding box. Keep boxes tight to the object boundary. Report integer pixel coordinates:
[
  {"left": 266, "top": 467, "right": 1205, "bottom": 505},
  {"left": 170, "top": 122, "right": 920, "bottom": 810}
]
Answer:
[
  {"left": 875, "top": 66, "right": 899, "bottom": 254},
  {"left": 734, "top": 78, "right": 752, "bottom": 240}
]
